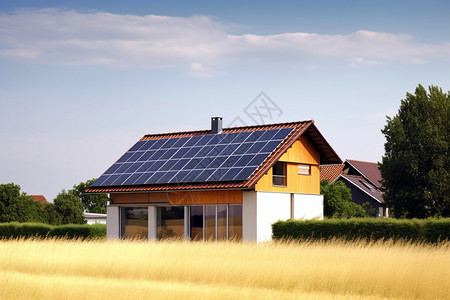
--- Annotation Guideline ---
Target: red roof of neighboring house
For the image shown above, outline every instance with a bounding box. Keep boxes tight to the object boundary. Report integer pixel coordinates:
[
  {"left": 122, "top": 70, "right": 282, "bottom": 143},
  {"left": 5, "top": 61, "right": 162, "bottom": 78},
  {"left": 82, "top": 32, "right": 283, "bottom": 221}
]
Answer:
[
  {"left": 346, "top": 159, "right": 382, "bottom": 189},
  {"left": 340, "top": 174, "right": 384, "bottom": 203},
  {"left": 30, "top": 195, "right": 48, "bottom": 204},
  {"left": 320, "top": 164, "right": 345, "bottom": 182},
  {"left": 87, "top": 120, "right": 342, "bottom": 193}
]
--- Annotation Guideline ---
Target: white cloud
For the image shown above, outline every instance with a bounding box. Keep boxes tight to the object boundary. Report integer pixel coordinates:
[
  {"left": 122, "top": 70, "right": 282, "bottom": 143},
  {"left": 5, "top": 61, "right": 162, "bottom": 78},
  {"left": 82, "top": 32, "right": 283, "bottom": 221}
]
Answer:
[{"left": 0, "top": 9, "right": 449, "bottom": 72}]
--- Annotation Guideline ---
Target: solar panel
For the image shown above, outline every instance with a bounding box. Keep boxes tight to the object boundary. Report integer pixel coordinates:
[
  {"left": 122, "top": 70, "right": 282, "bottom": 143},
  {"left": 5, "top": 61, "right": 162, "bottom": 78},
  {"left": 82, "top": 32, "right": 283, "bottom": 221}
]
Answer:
[{"left": 91, "top": 127, "right": 294, "bottom": 187}]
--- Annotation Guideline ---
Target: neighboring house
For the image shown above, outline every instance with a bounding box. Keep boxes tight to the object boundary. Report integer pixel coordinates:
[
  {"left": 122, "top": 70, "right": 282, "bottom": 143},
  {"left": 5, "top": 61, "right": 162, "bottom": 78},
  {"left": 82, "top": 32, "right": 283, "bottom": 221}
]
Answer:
[
  {"left": 83, "top": 212, "right": 107, "bottom": 224},
  {"left": 320, "top": 159, "right": 388, "bottom": 217},
  {"left": 86, "top": 118, "right": 341, "bottom": 242},
  {"left": 30, "top": 195, "right": 48, "bottom": 204}
]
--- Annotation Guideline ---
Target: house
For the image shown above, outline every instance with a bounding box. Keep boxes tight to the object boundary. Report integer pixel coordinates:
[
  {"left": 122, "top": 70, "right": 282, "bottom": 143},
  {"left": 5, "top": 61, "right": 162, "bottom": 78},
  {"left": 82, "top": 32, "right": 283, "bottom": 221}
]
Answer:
[
  {"left": 86, "top": 118, "right": 342, "bottom": 242},
  {"left": 30, "top": 195, "right": 48, "bottom": 204},
  {"left": 83, "top": 212, "right": 107, "bottom": 224},
  {"left": 320, "top": 159, "right": 388, "bottom": 217}
]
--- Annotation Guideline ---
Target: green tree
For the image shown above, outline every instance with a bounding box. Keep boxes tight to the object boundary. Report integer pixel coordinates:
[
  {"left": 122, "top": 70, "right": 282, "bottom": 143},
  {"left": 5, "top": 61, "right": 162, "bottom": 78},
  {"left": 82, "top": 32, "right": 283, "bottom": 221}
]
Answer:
[
  {"left": 380, "top": 84, "right": 449, "bottom": 218},
  {"left": 320, "top": 179, "right": 367, "bottom": 218},
  {"left": 72, "top": 179, "right": 107, "bottom": 214},
  {"left": 42, "top": 203, "right": 62, "bottom": 225},
  {"left": 53, "top": 190, "right": 85, "bottom": 224},
  {"left": 0, "top": 183, "right": 46, "bottom": 223}
]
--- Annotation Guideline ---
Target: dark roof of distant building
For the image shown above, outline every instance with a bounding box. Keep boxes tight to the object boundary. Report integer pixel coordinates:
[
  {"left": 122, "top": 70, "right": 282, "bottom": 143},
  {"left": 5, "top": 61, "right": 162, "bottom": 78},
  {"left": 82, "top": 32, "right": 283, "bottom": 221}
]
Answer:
[
  {"left": 345, "top": 159, "right": 382, "bottom": 189},
  {"left": 87, "top": 120, "right": 342, "bottom": 193},
  {"left": 340, "top": 174, "right": 384, "bottom": 203}
]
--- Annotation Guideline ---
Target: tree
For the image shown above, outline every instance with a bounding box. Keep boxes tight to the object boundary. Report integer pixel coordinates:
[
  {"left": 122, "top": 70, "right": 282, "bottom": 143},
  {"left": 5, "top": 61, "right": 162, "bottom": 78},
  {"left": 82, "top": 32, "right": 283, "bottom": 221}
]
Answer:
[
  {"left": 320, "top": 179, "right": 368, "bottom": 218},
  {"left": 0, "top": 183, "right": 46, "bottom": 223},
  {"left": 380, "top": 84, "right": 449, "bottom": 218},
  {"left": 53, "top": 190, "right": 85, "bottom": 224},
  {"left": 72, "top": 179, "right": 107, "bottom": 214}
]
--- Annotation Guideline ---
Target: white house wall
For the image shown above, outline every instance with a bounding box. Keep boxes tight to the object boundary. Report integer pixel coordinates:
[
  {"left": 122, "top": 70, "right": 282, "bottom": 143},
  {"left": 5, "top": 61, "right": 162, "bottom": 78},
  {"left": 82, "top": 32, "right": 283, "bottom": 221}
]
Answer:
[
  {"left": 243, "top": 191, "right": 323, "bottom": 243},
  {"left": 148, "top": 206, "right": 157, "bottom": 240},
  {"left": 256, "top": 192, "right": 291, "bottom": 242},
  {"left": 106, "top": 206, "right": 120, "bottom": 239},
  {"left": 243, "top": 191, "right": 291, "bottom": 243},
  {"left": 292, "top": 194, "right": 324, "bottom": 220},
  {"left": 242, "top": 191, "right": 257, "bottom": 241}
]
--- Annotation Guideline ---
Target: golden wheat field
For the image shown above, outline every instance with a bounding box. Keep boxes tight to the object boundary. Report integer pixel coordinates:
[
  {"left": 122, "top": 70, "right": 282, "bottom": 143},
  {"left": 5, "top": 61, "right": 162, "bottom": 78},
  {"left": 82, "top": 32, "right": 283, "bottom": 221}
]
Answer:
[{"left": 0, "top": 239, "right": 449, "bottom": 300}]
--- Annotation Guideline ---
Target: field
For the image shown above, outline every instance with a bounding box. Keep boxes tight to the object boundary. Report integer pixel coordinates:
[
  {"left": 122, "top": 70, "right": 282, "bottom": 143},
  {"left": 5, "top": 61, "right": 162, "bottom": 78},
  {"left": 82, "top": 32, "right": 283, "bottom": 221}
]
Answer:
[{"left": 0, "top": 239, "right": 449, "bottom": 299}]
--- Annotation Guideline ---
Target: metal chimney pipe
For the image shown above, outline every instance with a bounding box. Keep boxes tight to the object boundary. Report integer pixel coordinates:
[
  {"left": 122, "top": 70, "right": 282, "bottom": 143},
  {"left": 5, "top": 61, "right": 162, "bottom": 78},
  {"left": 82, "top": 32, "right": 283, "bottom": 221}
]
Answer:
[{"left": 211, "top": 117, "right": 223, "bottom": 134}]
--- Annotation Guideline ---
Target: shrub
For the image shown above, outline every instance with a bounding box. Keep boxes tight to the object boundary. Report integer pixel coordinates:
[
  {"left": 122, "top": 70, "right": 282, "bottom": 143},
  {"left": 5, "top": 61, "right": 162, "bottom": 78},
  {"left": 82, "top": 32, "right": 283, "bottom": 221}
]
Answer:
[
  {"left": 49, "top": 223, "right": 106, "bottom": 239},
  {"left": 272, "top": 218, "right": 450, "bottom": 243},
  {"left": 0, "top": 222, "right": 106, "bottom": 239}
]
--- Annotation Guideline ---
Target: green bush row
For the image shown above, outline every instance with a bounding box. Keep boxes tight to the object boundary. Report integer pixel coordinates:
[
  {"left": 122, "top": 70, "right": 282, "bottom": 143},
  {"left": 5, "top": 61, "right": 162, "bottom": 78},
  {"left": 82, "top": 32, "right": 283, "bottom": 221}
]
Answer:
[
  {"left": 272, "top": 218, "right": 450, "bottom": 243},
  {"left": 0, "top": 222, "right": 106, "bottom": 239}
]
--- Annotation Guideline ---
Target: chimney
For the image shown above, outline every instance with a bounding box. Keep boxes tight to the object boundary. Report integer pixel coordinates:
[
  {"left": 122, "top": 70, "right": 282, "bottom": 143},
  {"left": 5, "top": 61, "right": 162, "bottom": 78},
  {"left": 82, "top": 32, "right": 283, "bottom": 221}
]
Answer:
[{"left": 211, "top": 117, "right": 223, "bottom": 134}]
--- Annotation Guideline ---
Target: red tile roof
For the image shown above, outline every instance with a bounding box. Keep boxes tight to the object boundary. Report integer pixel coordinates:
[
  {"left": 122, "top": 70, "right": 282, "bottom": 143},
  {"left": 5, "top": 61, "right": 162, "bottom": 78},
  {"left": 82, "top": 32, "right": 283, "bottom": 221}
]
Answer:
[
  {"left": 346, "top": 159, "right": 382, "bottom": 189},
  {"left": 30, "top": 195, "right": 48, "bottom": 204},
  {"left": 320, "top": 164, "right": 345, "bottom": 182},
  {"left": 340, "top": 174, "right": 384, "bottom": 203},
  {"left": 86, "top": 120, "right": 342, "bottom": 193}
]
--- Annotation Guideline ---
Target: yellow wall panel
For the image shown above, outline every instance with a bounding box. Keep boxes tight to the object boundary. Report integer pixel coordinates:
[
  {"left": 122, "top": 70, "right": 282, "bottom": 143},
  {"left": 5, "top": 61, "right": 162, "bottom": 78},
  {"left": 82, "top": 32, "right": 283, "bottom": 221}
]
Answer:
[{"left": 255, "top": 136, "right": 320, "bottom": 194}]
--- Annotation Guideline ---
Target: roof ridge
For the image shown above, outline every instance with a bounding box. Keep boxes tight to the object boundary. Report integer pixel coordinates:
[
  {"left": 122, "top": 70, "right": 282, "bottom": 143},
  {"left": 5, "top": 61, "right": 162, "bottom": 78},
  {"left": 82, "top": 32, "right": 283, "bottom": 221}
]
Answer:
[
  {"left": 141, "top": 120, "right": 313, "bottom": 140},
  {"left": 346, "top": 159, "right": 379, "bottom": 165}
]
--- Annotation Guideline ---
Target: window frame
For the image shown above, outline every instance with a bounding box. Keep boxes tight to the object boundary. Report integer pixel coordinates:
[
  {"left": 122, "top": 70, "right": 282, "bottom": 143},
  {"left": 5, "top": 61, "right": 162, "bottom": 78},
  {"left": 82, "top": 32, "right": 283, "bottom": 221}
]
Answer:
[
  {"left": 272, "top": 161, "right": 287, "bottom": 187},
  {"left": 298, "top": 164, "right": 311, "bottom": 175}
]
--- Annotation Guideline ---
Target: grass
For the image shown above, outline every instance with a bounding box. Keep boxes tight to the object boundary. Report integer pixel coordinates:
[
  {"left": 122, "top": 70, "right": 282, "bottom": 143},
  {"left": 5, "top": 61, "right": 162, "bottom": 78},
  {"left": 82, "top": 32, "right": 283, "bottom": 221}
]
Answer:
[{"left": 0, "top": 239, "right": 449, "bottom": 299}]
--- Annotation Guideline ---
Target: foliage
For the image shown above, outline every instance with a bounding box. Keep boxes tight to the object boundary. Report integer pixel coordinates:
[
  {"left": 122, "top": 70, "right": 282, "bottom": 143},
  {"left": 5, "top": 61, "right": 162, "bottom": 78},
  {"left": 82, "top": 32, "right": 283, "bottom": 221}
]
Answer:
[
  {"left": 53, "top": 190, "right": 86, "bottom": 224},
  {"left": 0, "top": 183, "right": 47, "bottom": 223},
  {"left": 380, "top": 84, "right": 449, "bottom": 218},
  {"left": 0, "top": 222, "right": 106, "bottom": 239},
  {"left": 48, "top": 223, "right": 106, "bottom": 239},
  {"left": 272, "top": 218, "right": 450, "bottom": 243},
  {"left": 320, "top": 179, "right": 368, "bottom": 218},
  {"left": 72, "top": 179, "right": 107, "bottom": 214}
]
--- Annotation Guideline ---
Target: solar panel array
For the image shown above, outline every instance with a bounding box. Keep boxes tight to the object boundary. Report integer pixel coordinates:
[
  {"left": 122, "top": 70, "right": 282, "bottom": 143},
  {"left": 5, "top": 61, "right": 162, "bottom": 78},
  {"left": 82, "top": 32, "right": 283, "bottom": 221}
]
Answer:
[{"left": 91, "top": 127, "right": 294, "bottom": 187}]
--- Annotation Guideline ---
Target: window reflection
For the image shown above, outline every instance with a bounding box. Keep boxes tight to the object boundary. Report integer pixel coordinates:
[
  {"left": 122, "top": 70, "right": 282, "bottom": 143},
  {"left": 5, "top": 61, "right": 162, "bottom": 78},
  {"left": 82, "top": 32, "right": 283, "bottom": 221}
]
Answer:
[
  {"left": 123, "top": 207, "right": 148, "bottom": 239},
  {"left": 157, "top": 206, "right": 184, "bottom": 240},
  {"left": 190, "top": 206, "right": 203, "bottom": 241},
  {"left": 205, "top": 206, "right": 216, "bottom": 240},
  {"left": 217, "top": 205, "right": 227, "bottom": 240},
  {"left": 228, "top": 205, "right": 242, "bottom": 240}
]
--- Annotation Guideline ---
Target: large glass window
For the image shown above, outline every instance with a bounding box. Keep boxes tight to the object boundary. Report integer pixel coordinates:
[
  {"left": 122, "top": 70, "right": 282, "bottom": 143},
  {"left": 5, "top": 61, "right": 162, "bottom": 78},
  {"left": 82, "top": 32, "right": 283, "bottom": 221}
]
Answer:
[
  {"left": 228, "top": 205, "right": 242, "bottom": 240},
  {"left": 190, "top": 206, "right": 203, "bottom": 241},
  {"left": 157, "top": 206, "right": 185, "bottom": 240},
  {"left": 217, "top": 205, "right": 227, "bottom": 240},
  {"left": 123, "top": 207, "right": 148, "bottom": 239},
  {"left": 205, "top": 206, "right": 216, "bottom": 240}
]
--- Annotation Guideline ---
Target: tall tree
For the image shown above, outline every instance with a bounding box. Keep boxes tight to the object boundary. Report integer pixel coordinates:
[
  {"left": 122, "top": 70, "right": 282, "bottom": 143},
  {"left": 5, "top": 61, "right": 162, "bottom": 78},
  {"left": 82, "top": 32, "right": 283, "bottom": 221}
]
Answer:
[
  {"left": 72, "top": 179, "right": 107, "bottom": 214},
  {"left": 53, "top": 190, "right": 85, "bottom": 224},
  {"left": 380, "top": 84, "right": 449, "bottom": 218}
]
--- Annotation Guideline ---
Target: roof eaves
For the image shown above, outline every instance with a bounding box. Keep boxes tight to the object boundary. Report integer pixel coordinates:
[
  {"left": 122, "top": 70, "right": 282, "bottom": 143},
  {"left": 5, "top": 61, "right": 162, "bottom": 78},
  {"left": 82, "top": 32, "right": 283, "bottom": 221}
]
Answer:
[
  {"left": 305, "top": 124, "right": 342, "bottom": 164},
  {"left": 245, "top": 121, "right": 312, "bottom": 188}
]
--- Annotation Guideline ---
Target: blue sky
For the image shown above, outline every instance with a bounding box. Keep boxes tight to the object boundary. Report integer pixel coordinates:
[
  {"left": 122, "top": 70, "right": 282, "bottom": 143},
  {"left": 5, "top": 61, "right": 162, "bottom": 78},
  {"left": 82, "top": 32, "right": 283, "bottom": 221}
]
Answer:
[{"left": 1, "top": 0, "right": 449, "bottom": 201}]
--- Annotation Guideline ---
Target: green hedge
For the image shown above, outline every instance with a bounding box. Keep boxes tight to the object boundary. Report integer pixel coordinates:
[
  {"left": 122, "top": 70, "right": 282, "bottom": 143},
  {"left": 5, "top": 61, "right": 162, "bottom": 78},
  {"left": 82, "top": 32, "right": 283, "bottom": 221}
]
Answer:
[
  {"left": 272, "top": 218, "right": 450, "bottom": 243},
  {"left": 0, "top": 222, "right": 106, "bottom": 239}
]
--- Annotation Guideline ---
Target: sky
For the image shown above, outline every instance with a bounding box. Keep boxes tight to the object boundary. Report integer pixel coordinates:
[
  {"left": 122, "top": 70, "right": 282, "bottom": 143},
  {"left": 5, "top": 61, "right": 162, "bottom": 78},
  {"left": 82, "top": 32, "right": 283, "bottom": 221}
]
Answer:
[{"left": 1, "top": 0, "right": 449, "bottom": 202}]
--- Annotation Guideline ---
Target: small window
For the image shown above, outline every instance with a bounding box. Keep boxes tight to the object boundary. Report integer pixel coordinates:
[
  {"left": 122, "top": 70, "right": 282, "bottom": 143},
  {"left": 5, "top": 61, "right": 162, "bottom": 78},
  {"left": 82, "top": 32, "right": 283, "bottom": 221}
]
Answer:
[
  {"left": 273, "top": 162, "right": 286, "bottom": 186},
  {"left": 298, "top": 164, "right": 311, "bottom": 175}
]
